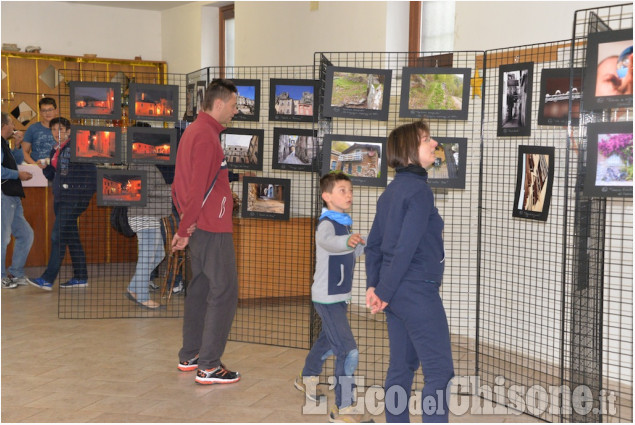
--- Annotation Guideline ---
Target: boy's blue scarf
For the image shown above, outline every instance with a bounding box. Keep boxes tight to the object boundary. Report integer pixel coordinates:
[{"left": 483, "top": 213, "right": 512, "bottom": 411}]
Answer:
[{"left": 320, "top": 208, "right": 352, "bottom": 226}]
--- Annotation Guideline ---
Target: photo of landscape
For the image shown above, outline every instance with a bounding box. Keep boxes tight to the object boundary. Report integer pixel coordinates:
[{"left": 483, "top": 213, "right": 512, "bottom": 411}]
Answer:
[{"left": 408, "top": 73, "right": 464, "bottom": 111}]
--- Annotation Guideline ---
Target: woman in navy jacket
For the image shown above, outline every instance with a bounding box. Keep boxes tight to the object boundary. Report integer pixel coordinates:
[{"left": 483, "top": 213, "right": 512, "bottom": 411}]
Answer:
[
  {"left": 366, "top": 120, "right": 454, "bottom": 422},
  {"left": 30, "top": 117, "right": 96, "bottom": 290}
]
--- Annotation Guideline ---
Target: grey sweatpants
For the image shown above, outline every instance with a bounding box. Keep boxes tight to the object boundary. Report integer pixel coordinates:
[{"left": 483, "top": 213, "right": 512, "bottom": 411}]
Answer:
[{"left": 178, "top": 230, "right": 238, "bottom": 370}]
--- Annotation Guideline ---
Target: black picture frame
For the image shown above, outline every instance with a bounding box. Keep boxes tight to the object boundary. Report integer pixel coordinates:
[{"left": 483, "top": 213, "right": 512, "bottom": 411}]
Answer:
[
  {"left": 497, "top": 62, "right": 534, "bottom": 137},
  {"left": 268, "top": 78, "right": 317, "bottom": 122},
  {"left": 129, "top": 83, "right": 179, "bottom": 123},
  {"left": 427, "top": 137, "right": 468, "bottom": 189},
  {"left": 537, "top": 68, "right": 583, "bottom": 126},
  {"left": 272, "top": 127, "right": 319, "bottom": 172},
  {"left": 220, "top": 127, "right": 264, "bottom": 171},
  {"left": 399, "top": 67, "right": 471, "bottom": 120},
  {"left": 583, "top": 121, "right": 633, "bottom": 198},
  {"left": 70, "top": 125, "right": 122, "bottom": 164},
  {"left": 512, "top": 145, "right": 555, "bottom": 221},
  {"left": 96, "top": 168, "right": 147, "bottom": 207},
  {"left": 127, "top": 127, "right": 177, "bottom": 165},
  {"left": 232, "top": 79, "right": 260, "bottom": 122},
  {"left": 321, "top": 134, "right": 387, "bottom": 187},
  {"left": 582, "top": 28, "right": 633, "bottom": 111},
  {"left": 69, "top": 81, "right": 122, "bottom": 120},
  {"left": 322, "top": 66, "right": 392, "bottom": 121},
  {"left": 185, "top": 83, "right": 195, "bottom": 121},
  {"left": 195, "top": 80, "right": 207, "bottom": 118},
  {"left": 241, "top": 176, "right": 291, "bottom": 220}
]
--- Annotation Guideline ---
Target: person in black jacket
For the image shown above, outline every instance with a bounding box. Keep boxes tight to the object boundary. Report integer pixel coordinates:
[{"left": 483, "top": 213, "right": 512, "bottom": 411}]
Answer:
[
  {"left": 30, "top": 117, "right": 96, "bottom": 291},
  {"left": 1, "top": 112, "right": 35, "bottom": 289}
]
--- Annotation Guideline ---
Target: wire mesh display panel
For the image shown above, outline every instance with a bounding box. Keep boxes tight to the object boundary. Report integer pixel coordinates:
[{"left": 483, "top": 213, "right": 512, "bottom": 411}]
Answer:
[
  {"left": 564, "top": 4, "right": 632, "bottom": 423},
  {"left": 315, "top": 51, "right": 483, "bottom": 390},
  {"left": 477, "top": 3, "right": 633, "bottom": 421},
  {"left": 55, "top": 68, "right": 188, "bottom": 318},
  {"left": 186, "top": 66, "right": 318, "bottom": 349}
]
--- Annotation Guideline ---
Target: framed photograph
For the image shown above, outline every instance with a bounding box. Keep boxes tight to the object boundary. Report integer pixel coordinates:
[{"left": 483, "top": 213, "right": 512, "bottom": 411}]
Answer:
[
  {"left": 399, "top": 67, "right": 471, "bottom": 120},
  {"left": 583, "top": 28, "right": 633, "bottom": 110},
  {"left": 96, "top": 168, "right": 147, "bottom": 207},
  {"left": 427, "top": 137, "right": 468, "bottom": 189},
  {"left": 185, "top": 83, "right": 195, "bottom": 121},
  {"left": 512, "top": 145, "right": 555, "bottom": 221},
  {"left": 241, "top": 177, "right": 291, "bottom": 220},
  {"left": 69, "top": 81, "right": 122, "bottom": 120},
  {"left": 537, "top": 68, "right": 583, "bottom": 126},
  {"left": 129, "top": 83, "right": 179, "bottom": 122},
  {"left": 323, "top": 66, "right": 392, "bottom": 121},
  {"left": 497, "top": 62, "right": 534, "bottom": 137},
  {"left": 220, "top": 127, "right": 264, "bottom": 171},
  {"left": 232, "top": 79, "right": 260, "bottom": 121},
  {"left": 272, "top": 127, "right": 319, "bottom": 172},
  {"left": 195, "top": 80, "right": 207, "bottom": 117},
  {"left": 269, "top": 78, "right": 317, "bottom": 122},
  {"left": 321, "top": 134, "right": 387, "bottom": 187},
  {"left": 127, "top": 127, "right": 177, "bottom": 165},
  {"left": 70, "top": 125, "right": 122, "bottom": 164},
  {"left": 584, "top": 121, "right": 633, "bottom": 198}
]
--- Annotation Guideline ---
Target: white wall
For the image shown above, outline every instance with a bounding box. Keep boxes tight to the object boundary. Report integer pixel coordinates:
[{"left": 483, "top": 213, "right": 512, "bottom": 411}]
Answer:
[
  {"left": 161, "top": 2, "right": 207, "bottom": 74},
  {"left": 234, "top": 1, "right": 388, "bottom": 66},
  {"left": 0, "top": 1, "right": 161, "bottom": 61},
  {"left": 454, "top": 1, "right": 621, "bottom": 51}
]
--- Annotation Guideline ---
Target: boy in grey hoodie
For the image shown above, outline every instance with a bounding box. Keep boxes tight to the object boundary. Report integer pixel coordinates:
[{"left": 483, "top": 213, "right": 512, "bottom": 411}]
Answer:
[{"left": 294, "top": 172, "right": 365, "bottom": 423}]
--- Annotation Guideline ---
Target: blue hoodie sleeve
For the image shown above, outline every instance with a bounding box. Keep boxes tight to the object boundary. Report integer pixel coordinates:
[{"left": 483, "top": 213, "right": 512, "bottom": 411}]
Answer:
[
  {"left": 373, "top": 189, "right": 433, "bottom": 303},
  {"left": 1, "top": 149, "right": 19, "bottom": 180}
]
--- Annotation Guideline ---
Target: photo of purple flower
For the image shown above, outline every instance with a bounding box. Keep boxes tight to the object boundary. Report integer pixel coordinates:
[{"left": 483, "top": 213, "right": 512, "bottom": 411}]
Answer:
[{"left": 596, "top": 132, "right": 633, "bottom": 185}]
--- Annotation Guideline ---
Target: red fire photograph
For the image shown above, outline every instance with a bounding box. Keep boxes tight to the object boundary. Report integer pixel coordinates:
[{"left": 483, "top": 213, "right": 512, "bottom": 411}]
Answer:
[
  {"left": 75, "top": 129, "right": 117, "bottom": 159},
  {"left": 102, "top": 174, "right": 142, "bottom": 202}
]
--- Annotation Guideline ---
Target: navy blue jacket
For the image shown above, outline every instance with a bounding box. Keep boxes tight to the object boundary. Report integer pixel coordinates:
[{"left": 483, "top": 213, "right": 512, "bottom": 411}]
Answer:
[
  {"left": 365, "top": 169, "right": 445, "bottom": 303},
  {"left": 42, "top": 141, "right": 96, "bottom": 203}
]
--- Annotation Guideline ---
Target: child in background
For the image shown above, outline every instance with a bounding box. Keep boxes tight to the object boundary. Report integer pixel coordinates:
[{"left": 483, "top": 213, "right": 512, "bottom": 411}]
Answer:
[{"left": 295, "top": 172, "right": 365, "bottom": 423}]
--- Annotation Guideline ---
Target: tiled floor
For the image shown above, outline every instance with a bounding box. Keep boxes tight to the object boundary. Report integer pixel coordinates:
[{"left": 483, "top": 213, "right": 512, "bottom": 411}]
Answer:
[{"left": 2, "top": 282, "right": 541, "bottom": 423}]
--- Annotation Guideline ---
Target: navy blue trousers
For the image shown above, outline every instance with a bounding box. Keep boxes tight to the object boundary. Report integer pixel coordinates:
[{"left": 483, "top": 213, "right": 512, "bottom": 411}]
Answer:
[
  {"left": 302, "top": 301, "right": 358, "bottom": 409},
  {"left": 384, "top": 280, "right": 454, "bottom": 423}
]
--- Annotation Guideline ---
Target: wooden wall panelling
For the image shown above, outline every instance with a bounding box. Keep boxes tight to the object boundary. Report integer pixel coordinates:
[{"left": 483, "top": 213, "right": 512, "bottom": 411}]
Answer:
[{"left": 235, "top": 218, "right": 313, "bottom": 299}]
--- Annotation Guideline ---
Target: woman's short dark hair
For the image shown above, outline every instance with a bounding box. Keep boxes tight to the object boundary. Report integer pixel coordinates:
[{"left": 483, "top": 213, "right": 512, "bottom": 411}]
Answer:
[
  {"left": 49, "top": 117, "right": 71, "bottom": 130},
  {"left": 386, "top": 120, "right": 430, "bottom": 168},
  {"left": 202, "top": 79, "right": 237, "bottom": 111}
]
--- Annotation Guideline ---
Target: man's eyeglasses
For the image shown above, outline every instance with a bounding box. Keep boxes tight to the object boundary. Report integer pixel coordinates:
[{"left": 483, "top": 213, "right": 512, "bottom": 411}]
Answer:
[{"left": 40, "top": 108, "right": 56, "bottom": 113}]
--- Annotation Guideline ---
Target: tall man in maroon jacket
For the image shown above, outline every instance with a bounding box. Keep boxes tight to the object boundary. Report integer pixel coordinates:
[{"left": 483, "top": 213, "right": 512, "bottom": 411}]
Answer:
[{"left": 171, "top": 79, "right": 241, "bottom": 385}]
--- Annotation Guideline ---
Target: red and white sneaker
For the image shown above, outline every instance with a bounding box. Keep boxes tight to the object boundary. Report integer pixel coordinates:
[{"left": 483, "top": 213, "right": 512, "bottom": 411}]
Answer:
[{"left": 194, "top": 364, "right": 240, "bottom": 385}]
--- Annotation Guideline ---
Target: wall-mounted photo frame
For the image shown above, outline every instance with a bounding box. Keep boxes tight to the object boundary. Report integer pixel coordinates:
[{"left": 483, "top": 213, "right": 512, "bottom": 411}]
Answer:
[
  {"left": 185, "top": 83, "right": 195, "bottom": 121},
  {"left": 129, "top": 83, "right": 179, "bottom": 123},
  {"left": 322, "top": 66, "right": 392, "bottom": 121},
  {"left": 96, "top": 168, "right": 147, "bottom": 207},
  {"left": 220, "top": 127, "right": 264, "bottom": 171},
  {"left": 427, "top": 137, "right": 468, "bottom": 189},
  {"left": 70, "top": 125, "right": 122, "bottom": 164},
  {"left": 69, "top": 81, "right": 122, "bottom": 120},
  {"left": 497, "top": 62, "right": 534, "bottom": 137},
  {"left": 195, "top": 80, "right": 207, "bottom": 118},
  {"left": 537, "top": 68, "right": 583, "bottom": 126},
  {"left": 127, "top": 127, "right": 177, "bottom": 165},
  {"left": 241, "top": 176, "right": 291, "bottom": 220},
  {"left": 582, "top": 28, "right": 633, "bottom": 111},
  {"left": 269, "top": 78, "right": 317, "bottom": 122},
  {"left": 584, "top": 121, "right": 633, "bottom": 198},
  {"left": 512, "top": 145, "right": 555, "bottom": 221},
  {"left": 321, "top": 134, "right": 387, "bottom": 187},
  {"left": 232, "top": 79, "right": 260, "bottom": 122},
  {"left": 272, "top": 127, "right": 319, "bottom": 172},
  {"left": 399, "top": 67, "right": 471, "bottom": 120}
]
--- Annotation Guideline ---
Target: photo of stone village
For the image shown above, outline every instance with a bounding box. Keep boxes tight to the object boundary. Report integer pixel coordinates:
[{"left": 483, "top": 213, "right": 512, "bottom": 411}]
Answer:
[
  {"left": 328, "top": 140, "right": 382, "bottom": 178},
  {"left": 221, "top": 132, "right": 260, "bottom": 166},
  {"left": 274, "top": 85, "right": 314, "bottom": 116},
  {"left": 236, "top": 85, "right": 257, "bottom": 117},
  {"left": 277, "top": 133, "right": 318, "bottom": 166}
]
